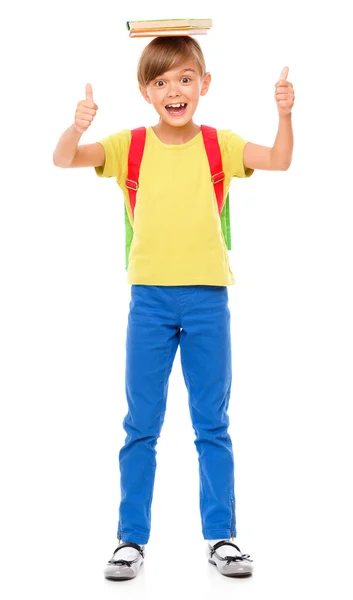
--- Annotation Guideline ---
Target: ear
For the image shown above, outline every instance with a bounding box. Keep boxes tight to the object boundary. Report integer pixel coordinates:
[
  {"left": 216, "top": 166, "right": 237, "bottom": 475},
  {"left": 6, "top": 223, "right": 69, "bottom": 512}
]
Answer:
[
  {"left": 200, "top": 72, "right": 211, "bottom": 96},
  {"left": 139, "top": 85, "right": 152, "bottom": 104}
]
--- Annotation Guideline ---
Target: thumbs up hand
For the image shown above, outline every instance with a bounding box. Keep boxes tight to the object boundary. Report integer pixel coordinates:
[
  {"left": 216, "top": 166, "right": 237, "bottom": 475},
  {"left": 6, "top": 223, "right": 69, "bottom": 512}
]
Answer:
[
  {"left": 274, "top": 67, "right": 295, "bottom": 116},
  {"left": 74, "top": 83, "right": 99, "bottom": 133}
]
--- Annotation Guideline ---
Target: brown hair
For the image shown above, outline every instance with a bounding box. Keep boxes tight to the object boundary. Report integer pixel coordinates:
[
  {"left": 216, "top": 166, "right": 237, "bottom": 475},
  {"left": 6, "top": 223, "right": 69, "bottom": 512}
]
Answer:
[{"left": 137, "top": 36, "right": 206, "bottom": 88}]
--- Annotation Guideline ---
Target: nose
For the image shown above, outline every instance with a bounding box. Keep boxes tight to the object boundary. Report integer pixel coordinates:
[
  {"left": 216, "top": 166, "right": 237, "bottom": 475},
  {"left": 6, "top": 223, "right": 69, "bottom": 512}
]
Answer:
[{"left": 167, "top": 81, "right": 181, "bottom": 98}]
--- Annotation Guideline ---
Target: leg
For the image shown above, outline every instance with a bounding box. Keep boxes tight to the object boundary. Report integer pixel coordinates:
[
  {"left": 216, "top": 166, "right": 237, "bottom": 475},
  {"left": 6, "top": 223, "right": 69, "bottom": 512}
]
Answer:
[
  {"left": 118, "top": 285, "right": 180, "bottom": 545},
  {"left": 179, "top": 285, "right": 236, "bottom": 540}
]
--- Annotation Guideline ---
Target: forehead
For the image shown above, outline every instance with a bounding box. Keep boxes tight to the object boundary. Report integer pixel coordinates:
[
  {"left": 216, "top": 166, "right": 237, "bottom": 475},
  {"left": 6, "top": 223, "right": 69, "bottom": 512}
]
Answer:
[{"left": 155, "top": 62, "right": 199, "bottom": 78}]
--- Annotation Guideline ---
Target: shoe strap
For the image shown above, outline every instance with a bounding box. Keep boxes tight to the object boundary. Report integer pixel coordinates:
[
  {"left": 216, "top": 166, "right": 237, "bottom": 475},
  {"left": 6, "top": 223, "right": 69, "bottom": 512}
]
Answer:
[
  {"left": 210, "top": 540, "right": 241, "bottom": 555},
  {"left": 210, "top": 541, "right": 252, "bottom": 563},
  {"left": 111, "top": 542, "right": 145, "bottom": 559}
]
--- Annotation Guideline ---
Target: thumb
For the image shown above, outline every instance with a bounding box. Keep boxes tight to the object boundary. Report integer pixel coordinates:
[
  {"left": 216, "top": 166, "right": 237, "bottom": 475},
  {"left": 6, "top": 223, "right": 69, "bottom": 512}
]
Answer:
[
  {"left": 86, "top": 82, "right": 94, "bottom": 104},
  {"left": 279, "top": 66, "right": 289, "bottom": 81}
]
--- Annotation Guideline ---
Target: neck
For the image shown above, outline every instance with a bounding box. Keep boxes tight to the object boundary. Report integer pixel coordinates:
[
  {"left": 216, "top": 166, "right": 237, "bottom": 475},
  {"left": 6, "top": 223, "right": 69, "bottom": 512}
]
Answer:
[{"left": 152, "top": 119, "right": 200, "bottom": 144}]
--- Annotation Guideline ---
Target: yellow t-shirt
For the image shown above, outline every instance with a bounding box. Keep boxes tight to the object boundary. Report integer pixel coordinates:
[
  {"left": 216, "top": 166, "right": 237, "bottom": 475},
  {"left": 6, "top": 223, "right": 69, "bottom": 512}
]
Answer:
[{"left": 94, "top": 126, "right": 254, "bottom": 286}]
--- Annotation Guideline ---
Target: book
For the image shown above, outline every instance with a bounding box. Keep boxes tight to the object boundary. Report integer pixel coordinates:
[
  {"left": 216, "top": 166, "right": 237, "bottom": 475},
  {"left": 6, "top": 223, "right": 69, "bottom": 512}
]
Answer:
[
  {"left": 129, "top": 28, "right": 209, "bottom": 38},
  {"left": 126, "top": 18, "right": 212, "bottom": 31}
]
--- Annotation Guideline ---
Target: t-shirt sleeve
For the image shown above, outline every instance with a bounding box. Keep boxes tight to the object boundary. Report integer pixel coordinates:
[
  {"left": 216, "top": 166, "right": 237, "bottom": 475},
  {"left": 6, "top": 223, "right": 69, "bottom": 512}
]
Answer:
[
  {"left": 94, "top": 129, "right": 131, "bottom": 182},
  {"left": 219, "top": 129, "right": 254, "bottom": 179}
]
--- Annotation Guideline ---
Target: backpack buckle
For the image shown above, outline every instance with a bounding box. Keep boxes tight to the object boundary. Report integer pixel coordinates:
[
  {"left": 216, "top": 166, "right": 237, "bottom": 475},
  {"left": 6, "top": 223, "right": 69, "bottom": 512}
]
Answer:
[
  {"left": 126, "top": 178, "right": 139, "bottom": 191},
  {"left": 211, "top": 171, "right": 225, "bottom": 184}
]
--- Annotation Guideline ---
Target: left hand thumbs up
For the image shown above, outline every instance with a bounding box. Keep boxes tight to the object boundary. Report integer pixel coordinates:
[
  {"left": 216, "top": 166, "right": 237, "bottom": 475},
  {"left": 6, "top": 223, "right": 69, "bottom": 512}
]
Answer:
[{"left": 275, "top": 66, "right": 295, "bottom": 116}]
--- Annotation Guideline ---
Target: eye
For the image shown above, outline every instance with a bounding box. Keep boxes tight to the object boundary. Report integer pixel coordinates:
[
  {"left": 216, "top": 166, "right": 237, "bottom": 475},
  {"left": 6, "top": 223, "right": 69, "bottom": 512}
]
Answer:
[
  {"left": 181, "top": 77, "right": 191, "bottom": 83},
  {"left": 155, "top": 80, "right": 165, "bottom": 87}
]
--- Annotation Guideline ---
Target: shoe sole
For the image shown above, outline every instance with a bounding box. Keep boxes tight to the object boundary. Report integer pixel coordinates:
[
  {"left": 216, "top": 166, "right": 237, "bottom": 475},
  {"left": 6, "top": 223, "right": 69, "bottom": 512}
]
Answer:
[
  {"left": 105, "top": 576, "right": 135, "bottom": 581},
  {"left": 208, "top": 558, "right": 253, "bottom": 577},
  {"left": 104, "top": 560, "right": 143, "bottom": 581}
]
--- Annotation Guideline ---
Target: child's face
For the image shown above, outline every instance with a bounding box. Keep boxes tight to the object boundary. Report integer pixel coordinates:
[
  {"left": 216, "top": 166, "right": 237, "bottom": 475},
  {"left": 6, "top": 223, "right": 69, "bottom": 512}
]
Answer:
[{"left": 140, "top": 60, "right": 211, "bottom": 126}]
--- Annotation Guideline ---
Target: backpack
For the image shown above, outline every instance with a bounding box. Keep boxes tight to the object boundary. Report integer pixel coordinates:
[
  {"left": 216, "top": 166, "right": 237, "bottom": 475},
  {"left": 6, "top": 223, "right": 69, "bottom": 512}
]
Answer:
[{"left": 124, "top": 125, "right": 231, "bottom": 270}]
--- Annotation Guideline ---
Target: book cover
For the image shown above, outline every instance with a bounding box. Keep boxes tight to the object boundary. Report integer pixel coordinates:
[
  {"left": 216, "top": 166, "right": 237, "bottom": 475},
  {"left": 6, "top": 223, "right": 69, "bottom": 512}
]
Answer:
[
  {"left": 126, "top": 18, "right": 212, "bottom": 31},
  {"left": 129, "top": 29, "right": 209, "bottom": 38}
]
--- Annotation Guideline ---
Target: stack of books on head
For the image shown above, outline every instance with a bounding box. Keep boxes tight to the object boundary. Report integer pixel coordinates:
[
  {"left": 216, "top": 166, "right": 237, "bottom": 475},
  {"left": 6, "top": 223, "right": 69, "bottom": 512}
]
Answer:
[{"left": 126, "top": 18, "right": 212, "bottom": 38}]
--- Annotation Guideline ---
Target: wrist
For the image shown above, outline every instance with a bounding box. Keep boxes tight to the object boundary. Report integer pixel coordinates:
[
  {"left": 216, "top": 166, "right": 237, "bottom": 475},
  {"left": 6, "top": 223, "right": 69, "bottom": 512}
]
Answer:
[
  {"left": 72, "top": 123, "right": 84, "bottom": 134},
  {"left": 278, "top": 112, "right": 292, "bottom": 120}
]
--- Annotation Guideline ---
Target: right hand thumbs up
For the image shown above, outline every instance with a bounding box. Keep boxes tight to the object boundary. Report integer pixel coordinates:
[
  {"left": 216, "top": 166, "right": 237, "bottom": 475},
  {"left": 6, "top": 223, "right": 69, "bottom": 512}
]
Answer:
[{"left": 74, "top": 83, "right": 99, "bottom": 133}]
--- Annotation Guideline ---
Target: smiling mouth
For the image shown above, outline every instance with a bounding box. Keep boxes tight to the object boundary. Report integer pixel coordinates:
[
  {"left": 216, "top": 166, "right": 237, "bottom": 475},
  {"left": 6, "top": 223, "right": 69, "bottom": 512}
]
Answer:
[{"left": 165, "top": 102, "right": 188, "bottom": 113}]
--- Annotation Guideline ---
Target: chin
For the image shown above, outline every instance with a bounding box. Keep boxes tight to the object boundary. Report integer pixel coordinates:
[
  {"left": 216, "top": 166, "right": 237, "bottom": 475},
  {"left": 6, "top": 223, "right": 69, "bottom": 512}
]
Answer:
[
  {"left": 165, "top": 112, "right": 196, "bottom": 126},
  {"left": 168, "top": 120, "right": 191, "bottom": 127}
]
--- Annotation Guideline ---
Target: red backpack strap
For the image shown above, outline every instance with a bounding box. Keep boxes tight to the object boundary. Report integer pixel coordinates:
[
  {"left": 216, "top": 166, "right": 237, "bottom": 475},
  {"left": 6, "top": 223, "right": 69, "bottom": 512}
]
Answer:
[
  {"left": 126, "top": 127, "right": 146, "bottom": 218},
  {"left": 200, "top": 125, "right": 224, "bottom": 214}
]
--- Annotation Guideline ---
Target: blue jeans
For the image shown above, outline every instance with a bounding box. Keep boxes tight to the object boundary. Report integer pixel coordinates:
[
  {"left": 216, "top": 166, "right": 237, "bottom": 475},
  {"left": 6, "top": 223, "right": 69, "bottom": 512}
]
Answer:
[{"left": 118, "top": 284, "right": 236, "bottom": 544}]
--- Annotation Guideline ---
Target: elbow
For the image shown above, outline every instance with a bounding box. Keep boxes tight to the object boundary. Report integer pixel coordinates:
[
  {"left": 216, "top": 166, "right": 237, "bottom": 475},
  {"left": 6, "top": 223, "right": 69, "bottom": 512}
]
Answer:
[
  {"left": 273, "top": 160, "right": 291, "bottom": 171},
  {"left": 282, "top": 160, "right": 292, "bottom": 171},
  {"left": 270, "top": 151, "right": 292, "bottom": 171},
  {"left": 53, "top": 154, "right": 70, "bottom": 168},
  {"left": 282, "top": 154, "right": 293, "bottom": 170},
  {"left": 53, "top": 154, "right": 62, "bottom": 167}
]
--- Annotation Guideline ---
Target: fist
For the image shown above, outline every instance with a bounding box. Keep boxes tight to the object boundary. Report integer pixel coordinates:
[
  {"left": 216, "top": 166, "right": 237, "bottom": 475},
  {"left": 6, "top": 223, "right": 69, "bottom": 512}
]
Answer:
[
  {"left": 275, "top": 67, "right": 295, "bottom": 116},
  {"left": 74, "top": 83, "right": 99, "bottom": 133}
]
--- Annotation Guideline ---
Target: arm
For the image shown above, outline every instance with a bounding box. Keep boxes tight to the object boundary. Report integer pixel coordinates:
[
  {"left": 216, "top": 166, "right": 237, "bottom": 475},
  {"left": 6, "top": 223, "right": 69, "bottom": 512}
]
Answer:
[
  {"left": 53, "top": 83, "right": 105, "bottom": 168},
  {"left": 243, "top": 66, "right": 295, "bottom": 171},
  {"left": 53, "top": 123, "right": 105, "bottom": 169},
  {"left": 243, "top": 114, "right": 293, "bottom": 171}
]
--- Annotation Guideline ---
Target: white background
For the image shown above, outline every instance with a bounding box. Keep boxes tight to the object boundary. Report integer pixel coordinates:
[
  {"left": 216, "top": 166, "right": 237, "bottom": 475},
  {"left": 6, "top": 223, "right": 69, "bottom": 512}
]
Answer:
[{"left": 1, "top": 0, "right": 353, "bottom": 598}]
